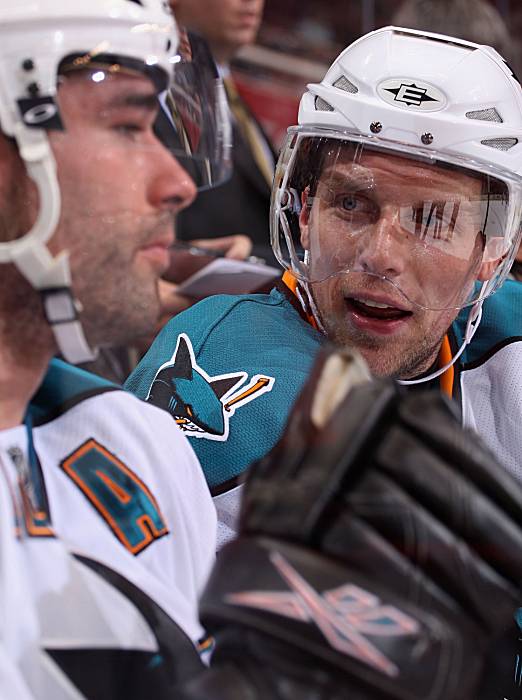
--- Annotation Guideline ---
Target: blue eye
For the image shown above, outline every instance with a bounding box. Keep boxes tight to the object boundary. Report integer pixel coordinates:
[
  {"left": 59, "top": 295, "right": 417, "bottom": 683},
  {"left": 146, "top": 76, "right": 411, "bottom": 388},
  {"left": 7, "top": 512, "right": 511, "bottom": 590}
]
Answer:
[{"left": 341, "top": 195, "right": 358, "bottom": 211}]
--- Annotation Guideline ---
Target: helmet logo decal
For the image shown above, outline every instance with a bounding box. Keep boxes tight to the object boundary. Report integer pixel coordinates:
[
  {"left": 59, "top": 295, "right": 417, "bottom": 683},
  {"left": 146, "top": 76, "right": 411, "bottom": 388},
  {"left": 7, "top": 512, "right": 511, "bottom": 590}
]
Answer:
[
  {"left": 377, "top": 79, "right": 446, "bottom": 112},
  {"left": 17, "top": 96, "right": 64, "bottom": 130}
]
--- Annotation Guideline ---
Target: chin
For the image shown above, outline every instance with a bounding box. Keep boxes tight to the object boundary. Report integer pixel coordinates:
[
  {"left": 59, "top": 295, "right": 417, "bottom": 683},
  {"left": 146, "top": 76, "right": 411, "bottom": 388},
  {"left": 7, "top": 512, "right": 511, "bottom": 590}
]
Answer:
[{"left": 88, "top": 295, "right": 158, "bottom": 349}]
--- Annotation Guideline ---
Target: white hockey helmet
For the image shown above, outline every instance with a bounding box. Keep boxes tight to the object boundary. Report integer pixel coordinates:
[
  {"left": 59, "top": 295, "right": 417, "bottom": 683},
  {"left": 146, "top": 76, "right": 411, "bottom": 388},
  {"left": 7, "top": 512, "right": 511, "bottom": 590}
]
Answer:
[
  {"left": 271, "top": 26, "right": 522, "bottom": 313},
  {"left": 0, "top": 0, "right": 231, "bottom": 363}
]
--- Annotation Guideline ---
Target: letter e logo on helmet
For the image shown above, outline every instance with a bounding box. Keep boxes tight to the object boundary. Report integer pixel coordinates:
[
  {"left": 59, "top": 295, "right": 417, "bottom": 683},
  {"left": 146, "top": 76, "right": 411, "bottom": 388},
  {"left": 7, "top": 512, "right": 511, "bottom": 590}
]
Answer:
[{"left": 377, "top": 78, "right": 447, "bottom": 112}]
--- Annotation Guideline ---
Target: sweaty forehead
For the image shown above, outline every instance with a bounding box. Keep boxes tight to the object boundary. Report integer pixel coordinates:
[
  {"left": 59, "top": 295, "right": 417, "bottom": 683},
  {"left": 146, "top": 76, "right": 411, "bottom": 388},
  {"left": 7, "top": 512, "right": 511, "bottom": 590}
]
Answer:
[{"left": 319, "top": 146, "right": 483, "bottom": 198}]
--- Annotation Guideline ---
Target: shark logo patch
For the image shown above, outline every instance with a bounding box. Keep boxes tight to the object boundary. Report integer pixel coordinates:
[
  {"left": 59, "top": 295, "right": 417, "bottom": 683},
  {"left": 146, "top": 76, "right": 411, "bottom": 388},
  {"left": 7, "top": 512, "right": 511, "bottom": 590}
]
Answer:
[{"left": 146, "top": 334, "right": 275, "bottom": 441}]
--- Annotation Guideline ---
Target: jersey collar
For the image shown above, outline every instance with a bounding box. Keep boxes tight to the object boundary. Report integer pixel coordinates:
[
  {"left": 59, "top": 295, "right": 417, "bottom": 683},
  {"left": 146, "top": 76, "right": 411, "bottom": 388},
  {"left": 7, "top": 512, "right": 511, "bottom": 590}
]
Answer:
[{"left": 280, "top": 271, "right": 454, "bottom": 399}]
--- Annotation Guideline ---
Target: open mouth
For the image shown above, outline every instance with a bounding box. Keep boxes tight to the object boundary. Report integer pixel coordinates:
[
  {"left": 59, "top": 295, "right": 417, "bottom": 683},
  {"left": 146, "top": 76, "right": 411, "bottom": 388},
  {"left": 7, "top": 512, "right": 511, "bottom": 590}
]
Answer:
[{"left": 345, "top": 297, "right": 413, "bottom": 321}]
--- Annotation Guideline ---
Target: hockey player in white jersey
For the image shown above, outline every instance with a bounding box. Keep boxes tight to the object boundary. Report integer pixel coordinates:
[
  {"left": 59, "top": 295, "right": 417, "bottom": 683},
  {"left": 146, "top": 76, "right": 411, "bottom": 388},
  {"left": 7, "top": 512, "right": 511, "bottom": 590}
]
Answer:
[
  {"left": 0, "top": 0, "right": 229, "bottom": 694},
  {"left": 0, "top": 435, "right": 206, "bottom": 699}
]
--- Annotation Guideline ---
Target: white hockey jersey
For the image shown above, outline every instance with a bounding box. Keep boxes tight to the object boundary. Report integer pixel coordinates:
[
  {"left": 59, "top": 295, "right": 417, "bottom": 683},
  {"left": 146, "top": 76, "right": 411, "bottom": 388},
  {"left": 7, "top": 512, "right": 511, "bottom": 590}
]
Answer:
[
  {"left": 0, "top": 423, "right": 207, "bottom": 699},
  {"left": 0, "top": 359, "right": 217, "bottom": 697}
]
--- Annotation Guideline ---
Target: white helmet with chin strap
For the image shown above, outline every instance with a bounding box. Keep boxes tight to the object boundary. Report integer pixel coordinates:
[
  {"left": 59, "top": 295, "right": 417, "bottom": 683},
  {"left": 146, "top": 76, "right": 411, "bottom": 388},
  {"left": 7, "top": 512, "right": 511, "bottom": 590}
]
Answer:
[
  {"left": 271, "top": 26, "right": 522, "bottom": 384},
  {"left": 0, "top": 0, "right": 177, "bottom": 363}
]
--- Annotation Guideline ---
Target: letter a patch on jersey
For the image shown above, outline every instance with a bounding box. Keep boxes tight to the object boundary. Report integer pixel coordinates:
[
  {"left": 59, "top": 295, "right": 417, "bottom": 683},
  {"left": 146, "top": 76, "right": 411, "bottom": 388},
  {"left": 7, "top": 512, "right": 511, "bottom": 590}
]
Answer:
[
  {"left": 61, "top": 439, "right": 169, "bottom": 555},
  {"left": 146, "top": 333, "right": 275, "bottom": 442}
]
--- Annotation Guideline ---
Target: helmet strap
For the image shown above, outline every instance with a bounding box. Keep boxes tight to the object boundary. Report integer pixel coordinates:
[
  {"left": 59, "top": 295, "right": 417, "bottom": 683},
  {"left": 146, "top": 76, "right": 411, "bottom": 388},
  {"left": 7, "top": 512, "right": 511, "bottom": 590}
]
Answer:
[
  {"left": 0, "top": 127, "right": 95, "bottom": 363},
  {"left": 398, "top": 282, "right": 488, "bottom": 386}
]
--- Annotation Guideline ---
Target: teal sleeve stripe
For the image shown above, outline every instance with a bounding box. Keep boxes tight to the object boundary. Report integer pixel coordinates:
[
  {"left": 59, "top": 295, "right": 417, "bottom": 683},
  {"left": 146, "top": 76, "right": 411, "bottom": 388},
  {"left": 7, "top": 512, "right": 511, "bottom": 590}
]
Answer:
[{"left": 27, "top": 358, "right": 118, "bottom": 425}]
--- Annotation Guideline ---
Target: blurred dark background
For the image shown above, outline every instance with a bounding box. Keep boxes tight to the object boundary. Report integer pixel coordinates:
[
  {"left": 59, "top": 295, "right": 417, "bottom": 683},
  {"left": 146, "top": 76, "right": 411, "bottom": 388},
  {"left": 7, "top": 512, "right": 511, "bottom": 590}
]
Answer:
[{"left": 233, "top": 0, "right": 522, "bottom": 148}]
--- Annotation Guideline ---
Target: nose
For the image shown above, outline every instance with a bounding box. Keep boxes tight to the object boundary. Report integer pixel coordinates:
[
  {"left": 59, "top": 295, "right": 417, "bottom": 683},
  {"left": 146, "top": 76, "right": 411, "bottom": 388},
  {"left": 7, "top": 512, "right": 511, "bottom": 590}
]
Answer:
[
  {"left": 353, "top": 204, "right": 407, "bottom": 278},
  {"left": 147, "top": 145, "right": 197, "bottom": 214}
]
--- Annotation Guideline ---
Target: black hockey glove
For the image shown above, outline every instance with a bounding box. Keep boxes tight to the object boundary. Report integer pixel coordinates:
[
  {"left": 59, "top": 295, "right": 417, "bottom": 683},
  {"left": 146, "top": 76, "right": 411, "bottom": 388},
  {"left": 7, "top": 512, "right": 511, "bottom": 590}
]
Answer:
[{"left": 181, "top": 346, "right": 522, "bottom": 700}]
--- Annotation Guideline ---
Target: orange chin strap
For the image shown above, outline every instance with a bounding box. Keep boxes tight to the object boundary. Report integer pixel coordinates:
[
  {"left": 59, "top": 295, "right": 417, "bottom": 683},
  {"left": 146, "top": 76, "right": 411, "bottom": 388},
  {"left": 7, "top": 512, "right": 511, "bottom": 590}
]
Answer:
[{"left": 282, "top": 270, "right": 454, "bottom": 398}]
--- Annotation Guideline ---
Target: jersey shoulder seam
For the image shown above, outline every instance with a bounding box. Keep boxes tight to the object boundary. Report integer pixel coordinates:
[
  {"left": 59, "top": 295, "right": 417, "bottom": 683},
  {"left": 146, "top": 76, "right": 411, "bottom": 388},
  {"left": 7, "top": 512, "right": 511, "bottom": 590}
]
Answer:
[
  {"left": 460, "top": 336, "right": 522, "bottom": 372},
  {"left": 31, "top": 385, "right": 121, "bottom": 427},
  {"left": 184, "top": 293, "right": 286, "bottom": 360}
]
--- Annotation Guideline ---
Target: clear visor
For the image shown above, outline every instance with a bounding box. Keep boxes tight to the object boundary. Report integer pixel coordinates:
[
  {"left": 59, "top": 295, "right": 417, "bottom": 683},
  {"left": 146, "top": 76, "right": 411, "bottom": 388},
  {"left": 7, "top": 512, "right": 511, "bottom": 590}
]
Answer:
[
  {"left": 154, "top": 30, "right": 232, "bottom": 191},
  {"left": 271, "top": 128, "right": 522, "bottom": 311},
  {"left": 32, "top": 56, "right": 208, "bottom": 256},
  {"left": 58, "top": 31, "right": 232, "bottom": 193}
]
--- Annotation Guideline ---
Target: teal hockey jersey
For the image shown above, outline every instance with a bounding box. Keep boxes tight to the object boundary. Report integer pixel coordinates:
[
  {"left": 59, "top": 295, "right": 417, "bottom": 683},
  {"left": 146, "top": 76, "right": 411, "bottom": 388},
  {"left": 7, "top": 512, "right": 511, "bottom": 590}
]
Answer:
[{"left": 125, "top": 281, "right": 522, "bottom": 546}]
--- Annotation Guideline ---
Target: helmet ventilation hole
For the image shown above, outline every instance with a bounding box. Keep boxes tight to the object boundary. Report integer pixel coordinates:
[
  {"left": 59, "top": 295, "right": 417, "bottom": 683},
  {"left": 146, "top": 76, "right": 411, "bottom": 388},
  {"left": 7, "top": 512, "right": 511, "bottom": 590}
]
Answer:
[
  {"left": 466, "top": 107, "right": 503, "bottom": 123},
  {"left": 315, "top": 96, "right": 334, "bottom": 112},
  {"left": 481, "top": 137, "right": 518, "bottom": 151},
  {"left": 333, "top": 75, "right": 358, "bottom": 94}
]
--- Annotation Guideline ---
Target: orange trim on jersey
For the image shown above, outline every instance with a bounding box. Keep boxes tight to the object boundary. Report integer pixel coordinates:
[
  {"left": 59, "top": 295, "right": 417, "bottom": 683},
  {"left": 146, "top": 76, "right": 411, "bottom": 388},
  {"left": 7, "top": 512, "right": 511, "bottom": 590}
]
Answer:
[
  {"left": 283, "top": 271, "right": 455, "bottom": 397},
  {"left": 61, "top": 438, "right": 169, "bottom": 555},
  {"left": 282, "top": 271, "right": 320, "bottom": 330},
  {"left": 282, "top": 270, "right": 298, "bottom": 294},
  {"left": 197, "top": 635, "right": 215, "bottom": 653},
  {"left": 20, "top": 487, "right": 54, "bottom": 538},
  {"left": 96, "top": 469, "right": 132, "bottom": 504},
  {"left": 438, "top": 335, "right": 454, "bottom": 399}
]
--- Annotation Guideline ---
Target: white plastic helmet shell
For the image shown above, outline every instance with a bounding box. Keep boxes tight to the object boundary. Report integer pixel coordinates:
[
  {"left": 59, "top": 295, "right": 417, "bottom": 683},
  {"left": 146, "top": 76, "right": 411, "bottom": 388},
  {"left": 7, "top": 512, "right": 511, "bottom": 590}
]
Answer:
[
  {"left": 272, "top": 25, "right": 522, "bottom": 303},
  {"left": 271, "top": 27, "right": 522, "bottom": 385},
  {"left": 299, "top": 25, "right": 522, "bottom": 173},
  {"left": 0, "top": 0, "right": 178, "bottom": 363},
  {"left": 0, "top": 0, "right": 176, "bottom": 140}
]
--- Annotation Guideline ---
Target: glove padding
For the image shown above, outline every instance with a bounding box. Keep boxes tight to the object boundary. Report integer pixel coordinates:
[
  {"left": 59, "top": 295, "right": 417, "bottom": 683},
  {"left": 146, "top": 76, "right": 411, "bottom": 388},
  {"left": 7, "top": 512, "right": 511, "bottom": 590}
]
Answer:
[{"left": 198, "top": 347, "right": 522, "bottom": 700}]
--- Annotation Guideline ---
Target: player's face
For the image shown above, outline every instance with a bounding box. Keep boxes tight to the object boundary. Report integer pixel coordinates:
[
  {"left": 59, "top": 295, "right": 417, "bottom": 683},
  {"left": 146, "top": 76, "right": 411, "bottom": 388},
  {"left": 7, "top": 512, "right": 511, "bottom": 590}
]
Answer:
[
  {"left": 172, "top": 0, "right": 264, "bottom": 54},
  {"left": 301, "top": 151, "right": 489, "bottom": 378},
  {"left": 47, "top": 71, "right": 197, "bottom": 347}
]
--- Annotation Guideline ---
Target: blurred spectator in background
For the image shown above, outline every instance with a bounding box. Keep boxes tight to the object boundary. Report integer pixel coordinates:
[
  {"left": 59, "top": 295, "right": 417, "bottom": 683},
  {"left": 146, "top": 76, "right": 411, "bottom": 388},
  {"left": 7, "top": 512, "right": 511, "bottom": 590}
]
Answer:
[
  {"left": 171, "top": 0, "right": 278, "bottom": 262},
  {"left": 392, "top": 0, "right": 516, "bottom": 71}
]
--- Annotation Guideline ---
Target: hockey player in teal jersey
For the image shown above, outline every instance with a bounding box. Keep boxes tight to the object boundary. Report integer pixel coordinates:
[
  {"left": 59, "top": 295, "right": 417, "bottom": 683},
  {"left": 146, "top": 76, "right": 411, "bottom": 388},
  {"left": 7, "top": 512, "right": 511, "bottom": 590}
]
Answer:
[{"left": 126, "top": 26, "right": 522, "bottom": 547}]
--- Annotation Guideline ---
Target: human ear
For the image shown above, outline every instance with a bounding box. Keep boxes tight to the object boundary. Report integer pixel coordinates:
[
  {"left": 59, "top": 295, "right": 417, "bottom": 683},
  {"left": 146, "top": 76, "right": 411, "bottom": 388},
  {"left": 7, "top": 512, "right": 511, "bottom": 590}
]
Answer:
[
  {"left": 477, "top": 257, "right": 503, "bottom": 281},
  {"left": 477, "top": 237, "right": 505, "bottom": 280}
]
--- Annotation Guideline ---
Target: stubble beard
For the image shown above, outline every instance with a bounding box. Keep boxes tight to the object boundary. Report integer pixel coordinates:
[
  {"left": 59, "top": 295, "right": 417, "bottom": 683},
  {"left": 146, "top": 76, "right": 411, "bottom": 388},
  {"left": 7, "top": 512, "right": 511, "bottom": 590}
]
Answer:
[
  {"left": 317, "top": 303, "right": 446, "bottom": 380},
  {"left": 66, "top": 214, "right": 163, "bottom": 350},
  {"left": 0, "top": 266, "right": 55, "bottom": 365},
  {"left": 0, "top": 178, "right": 56, "bottom": 364}
]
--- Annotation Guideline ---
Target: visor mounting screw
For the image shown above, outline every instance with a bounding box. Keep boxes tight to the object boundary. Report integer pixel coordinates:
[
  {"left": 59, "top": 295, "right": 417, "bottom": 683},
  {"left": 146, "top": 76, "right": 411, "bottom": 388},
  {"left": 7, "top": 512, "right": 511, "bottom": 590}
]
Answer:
[
  {"left": 421, "top": 132, "right": 434, "bottom": 145},
  {"left": 27, "top": 82, "right": 40, "bottom": 97},
  {"left": 21, "top": 58, "right": 34, "bottom": 72},
  {"left": 370, "top": 121, "right": 382, "bottom": 134}
]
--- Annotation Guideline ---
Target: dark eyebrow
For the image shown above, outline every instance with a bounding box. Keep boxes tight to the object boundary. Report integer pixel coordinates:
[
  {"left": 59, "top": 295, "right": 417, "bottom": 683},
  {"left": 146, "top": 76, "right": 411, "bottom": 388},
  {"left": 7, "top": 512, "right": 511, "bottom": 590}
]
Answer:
[
  {"left": 320, "top": 168, "right": 375, "bottom": 191},
  {"left": 107, "top": 92, "right": 159, "bottom": 111}
]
